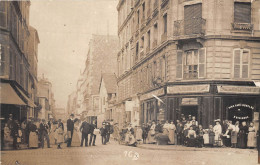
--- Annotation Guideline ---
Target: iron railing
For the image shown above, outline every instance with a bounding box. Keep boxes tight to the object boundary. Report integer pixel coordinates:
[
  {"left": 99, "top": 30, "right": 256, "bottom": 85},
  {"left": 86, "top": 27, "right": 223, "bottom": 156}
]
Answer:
[{"left": 174, "top": 17, "right": 206, "bottom": 36}]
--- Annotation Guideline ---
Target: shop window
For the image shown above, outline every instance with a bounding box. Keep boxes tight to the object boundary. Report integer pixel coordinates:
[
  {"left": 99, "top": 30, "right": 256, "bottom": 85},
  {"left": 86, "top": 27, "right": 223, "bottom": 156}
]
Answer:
[
  {"left": 233, "top": 48, "right": 250, "bottom": 79},
  {"left": 176, "top": 48, "right": 206, "bottom": 79}
]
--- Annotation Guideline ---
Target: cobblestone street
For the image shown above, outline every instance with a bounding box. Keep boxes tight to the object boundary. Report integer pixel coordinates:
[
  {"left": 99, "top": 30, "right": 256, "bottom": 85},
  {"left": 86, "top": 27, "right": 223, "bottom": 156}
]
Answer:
[{"left": 1, "top": 136, "right": 258, "bottom": 165}]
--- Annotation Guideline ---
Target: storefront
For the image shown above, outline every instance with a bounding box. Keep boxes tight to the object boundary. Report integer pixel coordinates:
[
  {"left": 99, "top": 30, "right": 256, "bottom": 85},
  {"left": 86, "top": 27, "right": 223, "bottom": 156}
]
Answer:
[{"left": 140, "top": 81, "right": 260, "bottom": 129}]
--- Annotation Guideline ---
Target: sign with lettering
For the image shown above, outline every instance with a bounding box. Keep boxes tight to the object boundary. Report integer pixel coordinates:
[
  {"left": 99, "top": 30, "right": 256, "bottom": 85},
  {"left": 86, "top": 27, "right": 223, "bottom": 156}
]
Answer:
[
  {"left": 181, "top": 98, "right": 198, "bottom": 105},
  {"left": 227, "top": 103, "right": 254, "bottom": 122},
  {"left": 217, "top": 85, "right": 260, "bottom": 95},
  {"left": 140, "top": 88, "right": 165, "bottom": 101},
  {"left": 167, "top": 85, "right": 210, "bottom": 94}
]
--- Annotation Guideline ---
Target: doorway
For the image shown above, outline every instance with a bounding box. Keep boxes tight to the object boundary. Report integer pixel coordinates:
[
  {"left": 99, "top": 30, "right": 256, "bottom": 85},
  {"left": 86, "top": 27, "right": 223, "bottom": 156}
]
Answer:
[{"left": 181, "top": 105, "right": 198, "bottom": 120}]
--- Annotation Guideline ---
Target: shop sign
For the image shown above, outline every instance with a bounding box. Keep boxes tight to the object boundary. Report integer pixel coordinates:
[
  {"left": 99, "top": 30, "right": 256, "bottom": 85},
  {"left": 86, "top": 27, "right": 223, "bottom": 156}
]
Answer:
[
  {"left": 181, "top": 98, "right": 198, "bottom": 105},
  {"left": 140, "top": 88, "right": 165, "bottom": 101},
  {"left": 217, "top": 85, "right": 260, "bottom": 95},
  {"left": 227, "top": 103, "right": 254, "bottom": 122},
  {"left": 167, "top": 85, "right": 210, "bottom": 94},
  {"left": 227, "top": 104, "right": 254, "bottom": 110}
]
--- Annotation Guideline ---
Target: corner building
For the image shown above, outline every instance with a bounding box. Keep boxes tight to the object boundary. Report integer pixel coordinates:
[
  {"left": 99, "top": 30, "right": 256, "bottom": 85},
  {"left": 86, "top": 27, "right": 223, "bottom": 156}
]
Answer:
[{"left": 116, "top": 0, "right": 260, "bottom": 129}]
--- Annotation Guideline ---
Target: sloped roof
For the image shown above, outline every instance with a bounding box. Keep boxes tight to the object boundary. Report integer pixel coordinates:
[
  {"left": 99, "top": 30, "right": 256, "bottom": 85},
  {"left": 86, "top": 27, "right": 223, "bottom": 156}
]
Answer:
[{"left": 101, "top": 73, "right": 117, "bottom": 94}]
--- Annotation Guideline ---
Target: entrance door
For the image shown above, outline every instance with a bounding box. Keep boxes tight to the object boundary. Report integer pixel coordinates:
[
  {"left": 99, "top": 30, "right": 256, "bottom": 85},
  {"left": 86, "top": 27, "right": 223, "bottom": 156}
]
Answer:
[{"left": 181, "top": 105, "right": 198, "bottom": 120}]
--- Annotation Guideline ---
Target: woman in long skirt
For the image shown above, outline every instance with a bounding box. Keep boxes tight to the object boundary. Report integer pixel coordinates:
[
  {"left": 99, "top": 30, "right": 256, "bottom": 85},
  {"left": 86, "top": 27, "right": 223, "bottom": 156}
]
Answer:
[
  {"left": 238, "top": 121, "right": 248, "bottom": 149},
  {"left": 29, "top": 121, "right": 38, "bottom": 148},
  {"left": 247, "top": 122, "right": 256, "bottom": 148},
  {"left": 148, "top": 122, "right": 156, "bottom": 144},
  {"left": 231, "top": 121, "right": 239, "bottom": 148},
  {"left": 168, "top": 121, "right": 176, "bottom": 144},
  {"left": 208, "top": 125, "right": 215, "bottom": 147},
  {"left": 56, "top": 123, "right": 64, "bottom": 149}
]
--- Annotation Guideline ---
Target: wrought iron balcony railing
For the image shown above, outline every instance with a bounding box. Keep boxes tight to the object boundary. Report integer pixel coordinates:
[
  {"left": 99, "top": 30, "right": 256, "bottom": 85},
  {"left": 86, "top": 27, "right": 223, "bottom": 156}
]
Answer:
[
  {"left": 232, "top": 23, "right": 253, "bottom": 31},
  {"left": 174, "top": 17, "right": 206, "bottom": 37}
]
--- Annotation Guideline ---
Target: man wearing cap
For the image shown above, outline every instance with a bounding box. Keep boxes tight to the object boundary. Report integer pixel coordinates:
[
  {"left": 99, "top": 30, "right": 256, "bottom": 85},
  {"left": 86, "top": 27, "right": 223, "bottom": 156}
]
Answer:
[
  {"left": 40, "top": 119, "right": 50, "bottom": 148},
  {"left": 67, "top": 114, "right": 76, "bottom": 147}
]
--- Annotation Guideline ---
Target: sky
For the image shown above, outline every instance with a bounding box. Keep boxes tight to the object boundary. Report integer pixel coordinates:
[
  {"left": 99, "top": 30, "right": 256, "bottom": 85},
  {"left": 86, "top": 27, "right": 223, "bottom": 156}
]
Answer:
[{"left": 29, "top": 0, "right": 118, "bottom": 108}]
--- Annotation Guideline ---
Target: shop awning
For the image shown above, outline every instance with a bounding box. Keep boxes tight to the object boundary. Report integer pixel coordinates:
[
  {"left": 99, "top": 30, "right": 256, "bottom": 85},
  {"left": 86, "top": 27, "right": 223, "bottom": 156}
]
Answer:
[
  {"left": 15, "top": 87, "right": 37, "bottom": 108},
  {"left": 0, "top": 83, "right": 26, "bottom": 105}
]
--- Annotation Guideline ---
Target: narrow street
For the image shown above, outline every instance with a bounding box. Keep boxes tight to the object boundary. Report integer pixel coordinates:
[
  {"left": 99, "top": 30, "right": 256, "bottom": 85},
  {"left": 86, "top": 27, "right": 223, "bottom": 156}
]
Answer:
[{"left": 1, "top": 136, "right": 258, "bottom": 165}]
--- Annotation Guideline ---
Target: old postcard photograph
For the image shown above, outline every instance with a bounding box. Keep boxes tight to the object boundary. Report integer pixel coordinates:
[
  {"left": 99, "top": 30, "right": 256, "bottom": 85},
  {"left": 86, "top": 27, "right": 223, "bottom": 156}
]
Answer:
[{"left": 0, "top": 0, "right": 260, "bottom": 164}]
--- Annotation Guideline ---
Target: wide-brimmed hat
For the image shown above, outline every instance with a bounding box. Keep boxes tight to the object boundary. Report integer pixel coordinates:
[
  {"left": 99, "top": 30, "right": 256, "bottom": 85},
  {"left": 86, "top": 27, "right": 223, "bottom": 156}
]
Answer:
[{"left": 214, "top": 119, "right": 221, "bottom": 123}]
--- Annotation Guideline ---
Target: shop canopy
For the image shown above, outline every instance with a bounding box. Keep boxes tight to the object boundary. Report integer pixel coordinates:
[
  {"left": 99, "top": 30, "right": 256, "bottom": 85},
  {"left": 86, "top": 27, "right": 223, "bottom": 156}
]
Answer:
[
  {"left": 0, "top": 83, "right": 26, "bottom": 105},
  {"left": 15, "top": 87, "right": 37, "bottom": 108}
]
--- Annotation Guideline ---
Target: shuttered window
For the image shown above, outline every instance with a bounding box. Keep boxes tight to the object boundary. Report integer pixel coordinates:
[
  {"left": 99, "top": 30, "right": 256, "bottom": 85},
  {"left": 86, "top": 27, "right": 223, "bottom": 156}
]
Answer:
[
  {"left": 184, "top": 3, "right": 202, "bottom": 35},
  {"left": 233, "top": 49, "right": 250, "bottom": 79},
  {"left": 198, "top": 48, "right": 206, "bottom": 78},
  {"left": 234, "top": 2, "right": 251, "bottom": 23},
  {"left": 0, "top": 1, "right": 6, "bottom": 28},
  {"left": 0, "top": 44, "right": 5, "bottom": 76},
  {"left": 176, "top": 50, "right": 183, "bottom": 79}
]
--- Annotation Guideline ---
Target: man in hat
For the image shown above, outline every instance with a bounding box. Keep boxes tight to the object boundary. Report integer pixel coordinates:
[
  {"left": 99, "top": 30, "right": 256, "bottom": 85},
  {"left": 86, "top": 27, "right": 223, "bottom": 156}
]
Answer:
[
  {"left": 89, "top": 120, "right": 97, "bottom": 146},
  {"left": 67, "top": 114, "right": 76, "bottom": 147},
  {"left": 80, "top": 118, "right": 91, "bottom": 147},
  {"left": 40, "top": 119, "right": 50, "bottom": 148}
]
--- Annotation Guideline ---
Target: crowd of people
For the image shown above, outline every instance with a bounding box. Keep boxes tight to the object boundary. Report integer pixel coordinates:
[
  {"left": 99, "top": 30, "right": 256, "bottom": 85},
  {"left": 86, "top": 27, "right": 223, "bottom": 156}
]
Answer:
[
  {"left": 115, "top": 114, "right": 258, "bottom": 149},
  {"left": 3, "top": 114, "right": 61, "bottom": 150},
  {"left": 3, "top": 113, "right": 258, "bottom": 150}
]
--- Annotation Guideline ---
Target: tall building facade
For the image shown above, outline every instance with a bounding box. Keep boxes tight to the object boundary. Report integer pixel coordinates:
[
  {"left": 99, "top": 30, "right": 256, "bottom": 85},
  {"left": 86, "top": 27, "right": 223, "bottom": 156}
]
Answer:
[
  {"left": 0, "top": 1, "right": 39, "bottom": 121},
  {"left": 117, "top": 0, "right": 260, "bottom": 128},
  {"left": 69, "top": 34, "right": 119, "bottom": 124}
]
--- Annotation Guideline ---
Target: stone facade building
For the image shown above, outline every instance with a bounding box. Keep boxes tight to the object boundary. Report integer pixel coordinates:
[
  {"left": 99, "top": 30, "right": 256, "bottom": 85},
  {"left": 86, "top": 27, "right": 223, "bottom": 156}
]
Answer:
[
  {"left": 116, "top": 0, "right": 260, "bottom": 128},
  {"left": 72, "top": 34, "right": 119, "bottom": 124},
  {"left": 0, "top": 1, "right": 39, "bottom": 121}
]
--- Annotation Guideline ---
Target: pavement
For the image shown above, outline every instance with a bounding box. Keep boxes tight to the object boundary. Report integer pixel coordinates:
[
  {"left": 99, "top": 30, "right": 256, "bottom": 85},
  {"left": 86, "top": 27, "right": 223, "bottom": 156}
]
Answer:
[{"left": 1, "top": 135, "right": 258, "bottom": 165}]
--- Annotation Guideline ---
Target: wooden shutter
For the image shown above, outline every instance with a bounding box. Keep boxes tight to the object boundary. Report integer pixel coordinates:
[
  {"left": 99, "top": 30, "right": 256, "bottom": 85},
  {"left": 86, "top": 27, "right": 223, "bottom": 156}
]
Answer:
[
  {"left": 176, "top": 50, "right": 183, "bottom": 79},
  {"left": 234, "top": 2, "right": 251, "bottom": 23},
  {"left": 184, "top": 3, "right": 202, "bottom": 35},
  {"left": 0, "top": 1, "right": 6, "bottom": 28},
  {"left": 0, "top": 44, "right": 5, "bottom": 76},
  {"left": 242, "top": 49, "right": 249, "bottom": 78},
  {"left": 198, "top": 48, "right": 206, "bottom": 78},
  {"left": 234, "top": 49, "right": 241, "bottom": 78}
]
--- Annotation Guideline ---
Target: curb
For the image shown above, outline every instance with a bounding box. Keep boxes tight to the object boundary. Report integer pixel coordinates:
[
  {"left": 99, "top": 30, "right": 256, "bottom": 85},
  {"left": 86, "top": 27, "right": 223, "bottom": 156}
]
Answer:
[{"left": 137, "top": 145, "right": 258, "bottom": 153}]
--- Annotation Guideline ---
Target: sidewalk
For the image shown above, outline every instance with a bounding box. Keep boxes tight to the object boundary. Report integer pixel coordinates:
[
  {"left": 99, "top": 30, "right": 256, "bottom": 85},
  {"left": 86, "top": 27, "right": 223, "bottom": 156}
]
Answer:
[{"left": 137, "top": 143, "right": 258, "bottom": 154}]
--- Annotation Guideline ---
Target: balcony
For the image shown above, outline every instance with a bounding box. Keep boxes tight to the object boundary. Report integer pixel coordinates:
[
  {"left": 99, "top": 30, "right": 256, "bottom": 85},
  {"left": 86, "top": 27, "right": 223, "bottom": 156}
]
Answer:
[
  {"left": 174, "top": 18, "right": 206, "bottom": 38},
  {"left": 152, "top": 39, "right": 158, "bottom": 48},
  {"left": 232, "top": 23, "right": 253, "bottom": 32},
  {"left": 161, "top": 33, "right": 167, "bottom": 43},
  {"left": 161, "top": 0, "right": 169, "bottom": 8}
]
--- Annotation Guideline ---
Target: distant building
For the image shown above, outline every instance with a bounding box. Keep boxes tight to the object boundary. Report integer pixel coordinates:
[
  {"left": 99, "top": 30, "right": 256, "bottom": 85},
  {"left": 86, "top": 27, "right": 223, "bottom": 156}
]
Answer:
[
  {"left": 98, "top": 73, "right": 117, "bottom": 128},
  {"left": 117, "top": 0, "right": 260, "bottom": 128},
  {"left": 37, "top": 76, "right": 56, "bottom": 120},
  {"left": 53, "top": 107, "right": 66, "bottom": 121},
  {"left": 0, "top": 1, "right": 39, "bottom": 122},
  {"left": 67, "top": 34, "right": 119, "bottom": 125}
]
